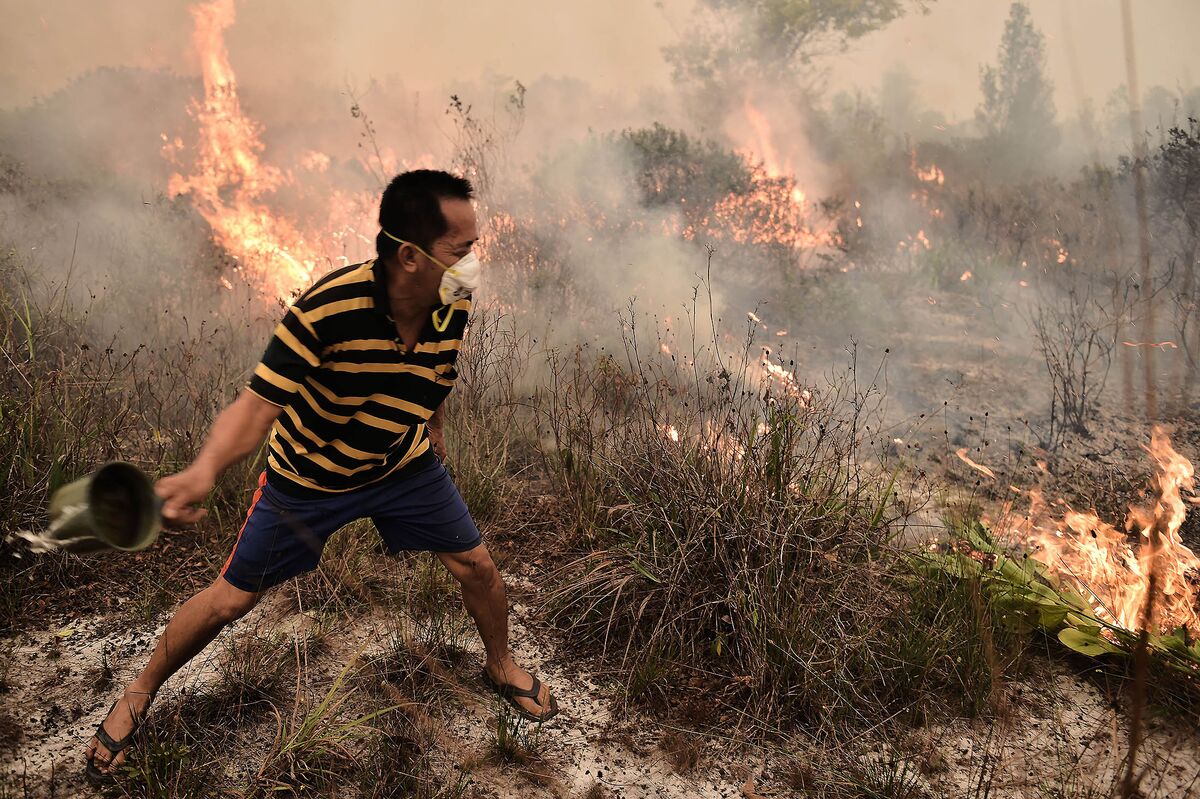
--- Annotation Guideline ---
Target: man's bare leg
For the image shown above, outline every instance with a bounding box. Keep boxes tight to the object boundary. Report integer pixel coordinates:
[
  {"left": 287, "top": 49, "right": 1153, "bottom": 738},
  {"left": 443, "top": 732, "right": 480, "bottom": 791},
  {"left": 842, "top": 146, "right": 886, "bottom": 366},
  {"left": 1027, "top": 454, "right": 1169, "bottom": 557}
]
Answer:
[
  {"left": 85, "top": 577, "right": 261, "bottom": 774},
  {"left": 437, "top": 544, "right": 554, "bottom": 717}
]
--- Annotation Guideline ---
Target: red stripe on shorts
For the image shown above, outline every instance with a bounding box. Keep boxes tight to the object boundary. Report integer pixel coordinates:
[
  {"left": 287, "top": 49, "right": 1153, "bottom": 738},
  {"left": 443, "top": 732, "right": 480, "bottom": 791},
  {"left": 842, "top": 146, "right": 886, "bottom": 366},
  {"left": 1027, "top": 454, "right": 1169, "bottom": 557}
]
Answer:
[{"left": 221, "top": 470, "right": 268, "bottom": 577}]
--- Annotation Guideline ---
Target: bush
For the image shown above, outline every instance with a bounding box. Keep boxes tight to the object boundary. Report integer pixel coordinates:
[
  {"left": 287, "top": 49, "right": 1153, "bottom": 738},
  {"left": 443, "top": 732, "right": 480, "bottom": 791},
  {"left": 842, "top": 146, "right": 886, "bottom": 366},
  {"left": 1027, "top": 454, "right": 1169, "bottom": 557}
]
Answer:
[{"left": 542, "top": 303, "right": 1018, "bottom": 727}]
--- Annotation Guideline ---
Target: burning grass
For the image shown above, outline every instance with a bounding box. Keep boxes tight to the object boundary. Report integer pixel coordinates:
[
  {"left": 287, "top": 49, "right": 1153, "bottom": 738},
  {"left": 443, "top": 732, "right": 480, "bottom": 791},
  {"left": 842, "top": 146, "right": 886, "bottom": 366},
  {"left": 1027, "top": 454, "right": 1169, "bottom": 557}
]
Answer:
[{"left": 922, "top": 422, "right": 1200, "bottom": 686}]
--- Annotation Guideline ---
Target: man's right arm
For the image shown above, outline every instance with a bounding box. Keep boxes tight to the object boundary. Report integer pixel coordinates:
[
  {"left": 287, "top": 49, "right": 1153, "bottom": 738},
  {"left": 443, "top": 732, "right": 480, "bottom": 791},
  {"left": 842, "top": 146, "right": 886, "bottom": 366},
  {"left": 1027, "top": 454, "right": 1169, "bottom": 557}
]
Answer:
[{"left": 155, "top": 390, "right": 283, "bottom": 525}]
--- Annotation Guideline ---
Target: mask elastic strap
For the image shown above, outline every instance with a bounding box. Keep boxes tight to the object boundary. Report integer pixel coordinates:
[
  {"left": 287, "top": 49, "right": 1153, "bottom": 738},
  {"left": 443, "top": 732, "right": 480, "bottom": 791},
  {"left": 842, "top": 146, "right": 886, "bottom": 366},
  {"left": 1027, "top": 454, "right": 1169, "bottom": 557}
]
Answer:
[
  {"left": 382, "top": 230, "right": 448, "bottom": 271},
  {"left": 432, "top": 306, "right": 452, "bottom": 333}
]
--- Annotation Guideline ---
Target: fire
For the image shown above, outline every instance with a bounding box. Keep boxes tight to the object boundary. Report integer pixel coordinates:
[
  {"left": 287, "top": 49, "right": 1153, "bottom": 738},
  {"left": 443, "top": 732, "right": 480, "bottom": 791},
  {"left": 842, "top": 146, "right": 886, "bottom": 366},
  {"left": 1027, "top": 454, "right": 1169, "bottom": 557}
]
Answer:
[
  {"left": 997, "top": 428, "right": 1200, "bottom": 635},
  {"left": 911, "top": 148, "right": 945, "bottom": 186},
  {"left": 167, "top": 0, "right": 372, "bottom": 300},
  {"left": 706, "top": 164, "right": 836, "bottom": 251},
  {"left": 955, "top": 448, "right": 997, "bottom": 480},
  {"left": 741, "top": 100, "right": 785, "bottom": 178},
  {"left": 759, "top": 346, "right": 810, "bottom": 404},
  {"left": 914, "top": 163, "right": 945, "bottom": 185},
  {"left": 719, "top": 102, "right": 837, "bottom": 252}
]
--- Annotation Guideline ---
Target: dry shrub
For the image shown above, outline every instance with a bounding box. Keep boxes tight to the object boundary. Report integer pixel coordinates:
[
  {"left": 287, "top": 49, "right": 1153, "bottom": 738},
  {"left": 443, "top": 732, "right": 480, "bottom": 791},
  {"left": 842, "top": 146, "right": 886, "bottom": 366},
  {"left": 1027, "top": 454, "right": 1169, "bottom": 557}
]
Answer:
[
  {"left": 660, "top": 730, "right": 703, "bottom": 773},
  {"left": 442, "top": 309, "right": 536, "bottom": 527},
  {"left": 0, "top": 245, "right": 267, "bottom": 631},
  {"left": 543, "top": 304, "right": 1017, "bottom": 729}
]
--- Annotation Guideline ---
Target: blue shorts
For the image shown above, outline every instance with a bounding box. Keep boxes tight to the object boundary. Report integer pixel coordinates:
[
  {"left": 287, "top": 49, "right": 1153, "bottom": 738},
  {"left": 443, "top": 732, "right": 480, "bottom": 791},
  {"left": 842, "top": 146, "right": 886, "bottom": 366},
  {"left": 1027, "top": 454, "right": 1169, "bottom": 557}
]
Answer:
[{"left": 220, "top": 457, "right": 481, "bottom": 593}]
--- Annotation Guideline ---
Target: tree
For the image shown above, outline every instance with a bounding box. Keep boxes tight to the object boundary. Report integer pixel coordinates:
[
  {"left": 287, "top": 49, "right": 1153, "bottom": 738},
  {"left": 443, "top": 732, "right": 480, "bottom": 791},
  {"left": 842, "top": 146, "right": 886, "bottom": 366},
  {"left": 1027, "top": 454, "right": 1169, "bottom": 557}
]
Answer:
[
  {"left": 1149, "top": 120, "right": 1200, "bottom": 383},
  {"left": 664, "top": 0, "right": 927, "bottom": 125},
  {"left": 976, "top": 2, "right": 1058, "bottom": 169}
]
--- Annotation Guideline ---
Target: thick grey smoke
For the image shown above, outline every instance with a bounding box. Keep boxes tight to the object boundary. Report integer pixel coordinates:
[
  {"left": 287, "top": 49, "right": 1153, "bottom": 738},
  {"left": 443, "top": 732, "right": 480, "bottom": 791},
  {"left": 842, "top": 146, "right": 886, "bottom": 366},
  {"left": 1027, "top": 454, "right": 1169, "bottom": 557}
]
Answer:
[{"left": 0, "top": 0, "right": 1197, "bottom": 444}]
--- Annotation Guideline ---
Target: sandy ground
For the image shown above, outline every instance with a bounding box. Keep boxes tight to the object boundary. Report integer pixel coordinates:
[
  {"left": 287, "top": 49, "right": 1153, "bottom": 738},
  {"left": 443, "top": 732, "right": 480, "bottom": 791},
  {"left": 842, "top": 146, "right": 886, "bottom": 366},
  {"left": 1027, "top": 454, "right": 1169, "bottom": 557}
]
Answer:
[
  {"left": 0, "top": 580, "right": 752, "bottom": 798},
  {"left": 4, "top": 569, "right": 1200, "bottom": 798}
]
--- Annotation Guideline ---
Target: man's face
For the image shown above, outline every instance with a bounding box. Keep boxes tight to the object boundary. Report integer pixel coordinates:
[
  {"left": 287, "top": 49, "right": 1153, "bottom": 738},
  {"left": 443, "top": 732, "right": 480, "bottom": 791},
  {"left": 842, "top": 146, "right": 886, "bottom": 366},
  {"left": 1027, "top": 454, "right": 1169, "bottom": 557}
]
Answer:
[{"left": 417, "top": 197, "right": 478, "bottom": 305}]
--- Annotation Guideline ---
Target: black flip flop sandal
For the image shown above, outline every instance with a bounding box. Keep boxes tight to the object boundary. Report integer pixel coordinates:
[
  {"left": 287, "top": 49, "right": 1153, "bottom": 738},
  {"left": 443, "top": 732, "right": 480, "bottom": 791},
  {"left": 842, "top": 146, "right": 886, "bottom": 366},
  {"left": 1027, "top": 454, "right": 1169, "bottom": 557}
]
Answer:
[
  {"left": 481, "top": 669, "right": 559, "bottom": 722},
  {"left": 85, "top": 696, "right": 148, "bottom": 786}
]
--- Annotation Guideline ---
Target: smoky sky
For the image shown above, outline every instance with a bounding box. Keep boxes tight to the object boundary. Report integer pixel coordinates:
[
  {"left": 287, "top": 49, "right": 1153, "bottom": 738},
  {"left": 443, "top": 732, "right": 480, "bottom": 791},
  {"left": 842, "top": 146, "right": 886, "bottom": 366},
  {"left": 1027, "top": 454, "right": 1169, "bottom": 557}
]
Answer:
[
  {"left": 2, "top": 0, "right": 1198, "bottom": 123},
  {"left": 828, "top": 0, "right": 1200, "bottom": 122},
  {"left": 0, "top": 0, "right": 681, "bottom": 107}
]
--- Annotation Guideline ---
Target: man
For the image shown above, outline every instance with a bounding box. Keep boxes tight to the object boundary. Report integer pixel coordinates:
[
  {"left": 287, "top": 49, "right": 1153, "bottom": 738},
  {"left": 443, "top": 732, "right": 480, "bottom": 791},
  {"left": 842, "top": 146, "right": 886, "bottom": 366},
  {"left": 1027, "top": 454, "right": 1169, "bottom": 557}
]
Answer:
[{"left": 86, "top": 169, "right": 556, "bottom": 783}]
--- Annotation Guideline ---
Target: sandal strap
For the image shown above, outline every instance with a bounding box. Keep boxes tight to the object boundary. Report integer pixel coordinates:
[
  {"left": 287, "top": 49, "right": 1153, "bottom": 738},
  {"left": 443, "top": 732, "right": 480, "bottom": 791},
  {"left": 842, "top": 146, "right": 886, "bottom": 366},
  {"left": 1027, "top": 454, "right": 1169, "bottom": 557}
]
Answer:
[
  {"left": 94, "top": 723, "right": 132, "bottom": 754},
  {"left": 509, "top": 676, "right": 543, "bottom": 702},
  {"left": 482, "top": 669, "right": 557, "bottom": 720},
  {"left": 493, "top": 675, "right": 542, "bottom": 701},
  {"left": 93, "top": 697, "right": 144, "bottom": 754}
]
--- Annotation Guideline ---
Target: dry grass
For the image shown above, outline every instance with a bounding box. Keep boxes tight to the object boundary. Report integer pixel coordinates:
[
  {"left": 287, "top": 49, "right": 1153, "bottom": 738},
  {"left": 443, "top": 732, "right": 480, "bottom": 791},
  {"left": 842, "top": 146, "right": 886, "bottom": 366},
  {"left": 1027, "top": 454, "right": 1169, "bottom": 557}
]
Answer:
[{"left": 536, "top": 306, "right": 1026, "bottom": 732}]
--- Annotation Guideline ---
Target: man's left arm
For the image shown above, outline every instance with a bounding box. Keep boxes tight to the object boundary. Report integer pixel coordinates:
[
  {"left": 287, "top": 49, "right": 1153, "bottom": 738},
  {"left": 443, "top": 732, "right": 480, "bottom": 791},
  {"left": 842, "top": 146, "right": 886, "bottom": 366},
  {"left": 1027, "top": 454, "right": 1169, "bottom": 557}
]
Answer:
[{"left": 428, "top": 404, "right": 447, "bottom": 461}]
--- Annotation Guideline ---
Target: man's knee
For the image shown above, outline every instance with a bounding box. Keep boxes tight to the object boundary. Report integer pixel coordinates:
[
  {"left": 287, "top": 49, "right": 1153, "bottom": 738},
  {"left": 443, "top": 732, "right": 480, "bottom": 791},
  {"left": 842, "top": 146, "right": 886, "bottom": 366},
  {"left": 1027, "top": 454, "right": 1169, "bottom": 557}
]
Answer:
[
  {"left": 443, "top": 546, "right": 500, "bottom": 590},
  {"left": 206, "top": 578, "right": 260, "bottom": 624}
]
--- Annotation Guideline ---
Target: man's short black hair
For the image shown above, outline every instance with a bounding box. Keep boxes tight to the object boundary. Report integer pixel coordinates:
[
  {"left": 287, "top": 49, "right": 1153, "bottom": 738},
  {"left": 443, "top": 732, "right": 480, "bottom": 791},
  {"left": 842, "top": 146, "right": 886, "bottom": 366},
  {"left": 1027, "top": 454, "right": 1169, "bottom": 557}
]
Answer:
[{"left": 376, "top": 169, "right": 474, "bottom": 260}]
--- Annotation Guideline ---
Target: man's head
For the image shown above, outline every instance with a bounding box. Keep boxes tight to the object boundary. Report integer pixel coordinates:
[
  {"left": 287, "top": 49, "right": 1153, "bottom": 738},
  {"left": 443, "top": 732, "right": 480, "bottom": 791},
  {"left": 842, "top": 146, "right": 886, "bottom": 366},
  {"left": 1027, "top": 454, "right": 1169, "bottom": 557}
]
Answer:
[{"left": 376, "top": 169, "right": 478, "bottom": 309}]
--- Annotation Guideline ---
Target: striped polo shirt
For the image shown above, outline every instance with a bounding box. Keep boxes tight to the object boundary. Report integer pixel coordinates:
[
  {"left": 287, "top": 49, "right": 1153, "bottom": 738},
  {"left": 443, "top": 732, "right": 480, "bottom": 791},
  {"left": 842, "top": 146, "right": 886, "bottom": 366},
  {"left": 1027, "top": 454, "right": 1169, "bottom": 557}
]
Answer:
[{"left": 245, "top": 259, "right": 470, "bottom": 496}]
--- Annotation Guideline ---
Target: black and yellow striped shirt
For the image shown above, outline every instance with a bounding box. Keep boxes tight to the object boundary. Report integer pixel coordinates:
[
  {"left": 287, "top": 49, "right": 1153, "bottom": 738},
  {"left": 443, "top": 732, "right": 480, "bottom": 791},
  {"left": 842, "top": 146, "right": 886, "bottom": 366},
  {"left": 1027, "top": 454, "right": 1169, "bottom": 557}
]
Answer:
[{"left": 245, "top": 259, "right": 469, "bottom": 496}]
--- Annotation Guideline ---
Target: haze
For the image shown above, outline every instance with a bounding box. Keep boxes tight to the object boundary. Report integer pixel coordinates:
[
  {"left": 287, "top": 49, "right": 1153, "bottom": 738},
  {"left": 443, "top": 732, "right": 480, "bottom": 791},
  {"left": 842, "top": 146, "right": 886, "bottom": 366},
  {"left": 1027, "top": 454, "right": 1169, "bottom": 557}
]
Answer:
[{"left": 2, "top": 1, "right": 1198, "bottom": 122}]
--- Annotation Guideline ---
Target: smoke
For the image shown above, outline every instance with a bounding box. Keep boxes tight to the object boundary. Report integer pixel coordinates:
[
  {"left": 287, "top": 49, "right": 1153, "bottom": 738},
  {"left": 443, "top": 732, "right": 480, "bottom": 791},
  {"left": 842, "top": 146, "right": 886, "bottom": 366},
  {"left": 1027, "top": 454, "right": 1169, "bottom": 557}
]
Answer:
[
  {"left": 827, "top": 1, "right": 1200, "bottom": 123},
  {"left": 0, "top": 1, "right": 683, "bottom": 109},
  {"left": 0, "top": 0, "right": 1197, "bottom": 453}
]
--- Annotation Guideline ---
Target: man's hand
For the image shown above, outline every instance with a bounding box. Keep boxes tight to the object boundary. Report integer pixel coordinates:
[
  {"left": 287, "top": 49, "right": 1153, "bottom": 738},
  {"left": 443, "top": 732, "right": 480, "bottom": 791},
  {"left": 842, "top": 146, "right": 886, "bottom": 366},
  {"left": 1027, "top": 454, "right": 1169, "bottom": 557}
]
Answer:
[
  {"left": 155, "top": 465, "right": 216, "bottom": 526},
  {"left": 428, "top": 425, "right": 448, "bottom": 461},
  {"left": 428, "top": 404, "right": 448, "bottom": 461},
  {"left": 153, "top": 390, "right": 281, "bottom": 527}
]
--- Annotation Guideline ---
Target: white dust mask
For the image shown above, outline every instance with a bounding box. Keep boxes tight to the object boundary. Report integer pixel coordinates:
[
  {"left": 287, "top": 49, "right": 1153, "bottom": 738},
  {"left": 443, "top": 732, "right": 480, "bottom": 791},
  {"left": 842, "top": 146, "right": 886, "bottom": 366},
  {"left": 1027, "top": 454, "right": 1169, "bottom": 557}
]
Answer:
[
  {"left": 379, "top": 229, "right": 483, "bottom": 317},
  {"left": 438, "top": 250, "right": 482, "bottom": 305}
]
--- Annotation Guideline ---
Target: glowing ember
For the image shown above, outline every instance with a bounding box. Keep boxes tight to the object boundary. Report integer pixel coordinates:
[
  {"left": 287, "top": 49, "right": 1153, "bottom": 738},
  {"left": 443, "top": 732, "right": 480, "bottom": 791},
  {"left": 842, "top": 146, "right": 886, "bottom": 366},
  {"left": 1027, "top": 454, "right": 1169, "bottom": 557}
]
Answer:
[
  {"left": 955, "top": 448, "right": 997, "bottom": 480},
  {"left": 1122, "top": 341, "right": 1179, "bottom": 350},
  {"left": 910, "top": 149, "right": 946, "bottom": 186},
  {"left": 997, "top": 428, "right": 1200, "bottom": 635}
]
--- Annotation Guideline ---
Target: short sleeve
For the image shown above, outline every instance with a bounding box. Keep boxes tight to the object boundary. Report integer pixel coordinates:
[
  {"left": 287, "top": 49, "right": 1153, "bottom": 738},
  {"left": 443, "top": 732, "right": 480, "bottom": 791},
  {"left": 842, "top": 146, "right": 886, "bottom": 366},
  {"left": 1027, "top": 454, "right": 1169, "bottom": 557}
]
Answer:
[{"left": 245, "top": 300, "right": 322, "bottom": 407}]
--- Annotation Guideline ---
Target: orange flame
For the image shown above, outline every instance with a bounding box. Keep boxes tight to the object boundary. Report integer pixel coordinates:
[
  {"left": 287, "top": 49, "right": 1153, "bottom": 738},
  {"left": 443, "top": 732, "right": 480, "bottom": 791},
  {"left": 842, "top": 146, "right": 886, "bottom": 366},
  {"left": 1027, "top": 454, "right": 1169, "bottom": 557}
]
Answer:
[
  {"left": 720, "top": 103, "right": 835, "bottom": 252},
  {"left": 168, "top": 0, "right": 371, "bottom": 300},
  {"left": 997, "top": 428, "right": 1200, "bottom": 634},
  {"left": 955, "top": 448, "right": 997, "bottom": 480},
  {"left": 741, "top": 101, "right": 785, "bottom": 178}
]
